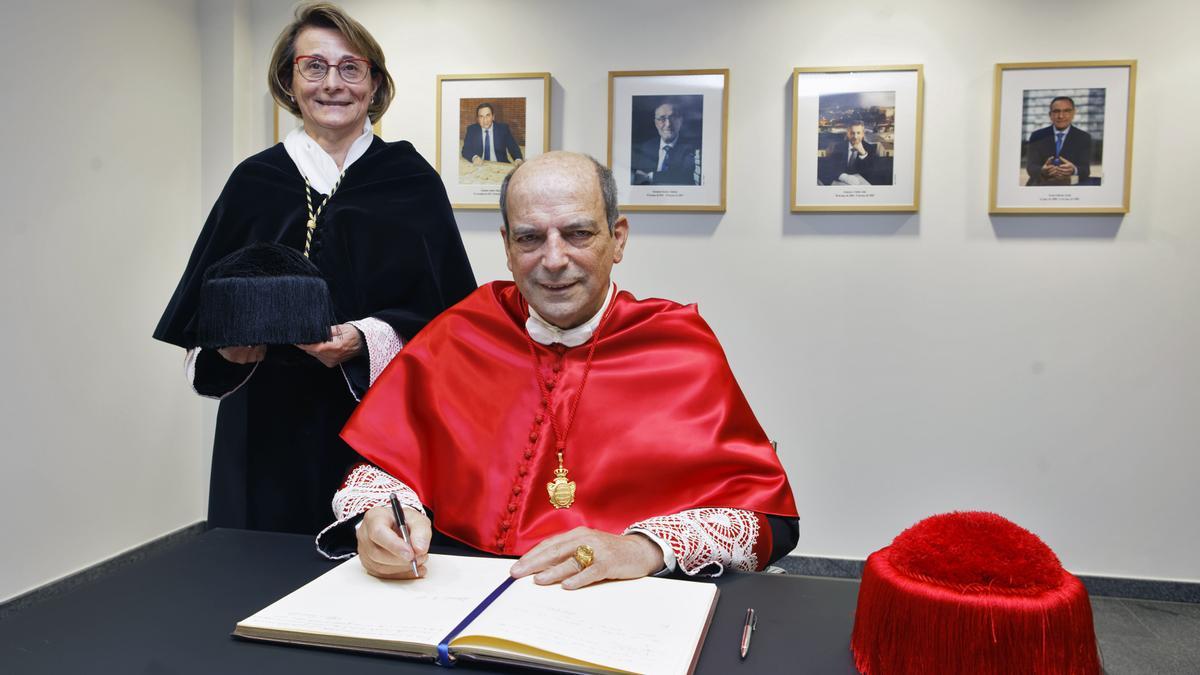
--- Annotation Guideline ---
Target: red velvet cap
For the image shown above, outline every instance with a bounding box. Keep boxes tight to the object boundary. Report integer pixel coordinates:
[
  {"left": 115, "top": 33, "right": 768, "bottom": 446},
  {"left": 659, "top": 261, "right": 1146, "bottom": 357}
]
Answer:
[{"left": 850, "top": 511, "right": 1100, "bottom": 675}]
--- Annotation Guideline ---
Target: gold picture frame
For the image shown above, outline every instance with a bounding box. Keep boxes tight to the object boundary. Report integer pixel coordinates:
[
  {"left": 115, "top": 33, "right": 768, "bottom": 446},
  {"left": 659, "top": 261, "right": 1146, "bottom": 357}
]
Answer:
[
  {"left": 790, "top": 65, "right": 924, "bottom": 213},
  {"left": 988, "top": 60, "right": 1136, "bottom": 214},
  {"left": 607, "top": 69, "right": 729, "bottom": 212},
  {"left": 435, "top": 72, "right": 552, "bottom": 210}
]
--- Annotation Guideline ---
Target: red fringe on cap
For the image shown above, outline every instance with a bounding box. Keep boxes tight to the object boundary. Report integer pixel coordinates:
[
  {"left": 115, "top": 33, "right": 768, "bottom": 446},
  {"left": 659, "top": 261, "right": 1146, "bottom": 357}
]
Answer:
[{"left": 850, "top": 512, "right": 1100, "bottom": 675}]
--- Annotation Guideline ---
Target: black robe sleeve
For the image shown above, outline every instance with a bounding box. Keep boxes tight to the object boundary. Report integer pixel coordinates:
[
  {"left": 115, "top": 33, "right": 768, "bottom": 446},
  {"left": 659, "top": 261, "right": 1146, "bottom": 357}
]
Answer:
[{"left": 766, "top": 514, "right": 800, "bottom": 567}]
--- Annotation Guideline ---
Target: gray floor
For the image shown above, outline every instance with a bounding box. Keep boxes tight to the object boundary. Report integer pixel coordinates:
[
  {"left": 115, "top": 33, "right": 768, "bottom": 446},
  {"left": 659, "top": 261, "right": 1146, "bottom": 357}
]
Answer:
[{"left": 1093, "top": 596, "right": 1200, "bottom": 674}]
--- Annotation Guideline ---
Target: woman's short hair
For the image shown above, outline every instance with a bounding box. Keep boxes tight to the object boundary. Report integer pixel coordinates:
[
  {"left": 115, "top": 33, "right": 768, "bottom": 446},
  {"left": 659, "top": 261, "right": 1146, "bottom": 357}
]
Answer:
[{"left": 267, "top": 2, "right": 395, "bottom": 124}]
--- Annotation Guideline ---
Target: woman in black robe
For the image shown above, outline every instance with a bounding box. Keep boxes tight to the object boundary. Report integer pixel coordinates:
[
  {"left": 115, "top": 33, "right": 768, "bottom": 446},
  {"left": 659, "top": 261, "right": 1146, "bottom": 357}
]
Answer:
[{"left": 154, "top": 3, "right": 476, "bottom": 535}]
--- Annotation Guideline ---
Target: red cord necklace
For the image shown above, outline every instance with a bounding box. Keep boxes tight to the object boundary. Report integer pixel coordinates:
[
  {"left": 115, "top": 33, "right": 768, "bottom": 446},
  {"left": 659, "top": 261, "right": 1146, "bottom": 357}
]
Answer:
[{"left": 524, "top": 294, "right": 618, "bottom": 509}]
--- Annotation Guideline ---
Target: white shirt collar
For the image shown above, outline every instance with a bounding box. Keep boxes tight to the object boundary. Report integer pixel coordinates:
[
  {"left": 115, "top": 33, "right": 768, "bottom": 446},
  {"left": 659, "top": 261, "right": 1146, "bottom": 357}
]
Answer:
[
  {"left": 526, "top": 283, "right": 616, "bottom": 347},
  {"left": 282, "top": 119, "right": 374, "bottom": 194}
]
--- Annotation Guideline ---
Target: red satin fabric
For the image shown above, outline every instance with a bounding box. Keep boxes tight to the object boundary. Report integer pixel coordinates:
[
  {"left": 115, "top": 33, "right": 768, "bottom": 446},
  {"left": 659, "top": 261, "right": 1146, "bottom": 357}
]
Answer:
[{"left": 341, "top": 282, "right": 797, "bottom": 555}]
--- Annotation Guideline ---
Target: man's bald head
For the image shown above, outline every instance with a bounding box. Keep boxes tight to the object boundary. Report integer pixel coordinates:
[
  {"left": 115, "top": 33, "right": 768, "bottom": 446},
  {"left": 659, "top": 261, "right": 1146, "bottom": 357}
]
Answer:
[
  {"left": 500, "top": 151, "right": 619, "bottom": 235},
  {"left": 497, "top": 151, "right": 630, "bottom": 330}
]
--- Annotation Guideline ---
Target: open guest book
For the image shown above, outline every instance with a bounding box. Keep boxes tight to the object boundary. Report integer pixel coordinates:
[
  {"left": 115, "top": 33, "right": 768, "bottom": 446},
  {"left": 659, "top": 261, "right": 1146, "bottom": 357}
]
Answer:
[{"left": 233, "top": 553, "right": 719, "bottom": 674}]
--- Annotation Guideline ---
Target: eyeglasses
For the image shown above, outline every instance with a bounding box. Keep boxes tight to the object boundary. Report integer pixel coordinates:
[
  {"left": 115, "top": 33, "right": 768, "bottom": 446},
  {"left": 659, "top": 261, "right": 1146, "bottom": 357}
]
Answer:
[
  {"left": 1050, "top": 108, "right": 1074, "bottom": 115},
  {"left": 654, "top": 114, "right": 681, "bottom": 123},
  {"left": 294, "top": 55, "right": 372, "bottom": 84}
]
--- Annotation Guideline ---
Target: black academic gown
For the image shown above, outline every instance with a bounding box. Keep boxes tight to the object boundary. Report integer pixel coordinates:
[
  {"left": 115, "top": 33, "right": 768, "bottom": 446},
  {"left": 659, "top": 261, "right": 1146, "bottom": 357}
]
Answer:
[{"left": 154, "top": 138, "right": 477, "bottom": 535}]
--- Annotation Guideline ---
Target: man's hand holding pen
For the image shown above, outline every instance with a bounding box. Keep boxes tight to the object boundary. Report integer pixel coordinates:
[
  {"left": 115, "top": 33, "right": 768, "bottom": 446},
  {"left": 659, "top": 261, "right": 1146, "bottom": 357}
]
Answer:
[
  {"left": 355, "top": 514, "right": 665, "bottom": 589},
  {"left": 357, "top": 502, "right": 431, "bottom": 579}
]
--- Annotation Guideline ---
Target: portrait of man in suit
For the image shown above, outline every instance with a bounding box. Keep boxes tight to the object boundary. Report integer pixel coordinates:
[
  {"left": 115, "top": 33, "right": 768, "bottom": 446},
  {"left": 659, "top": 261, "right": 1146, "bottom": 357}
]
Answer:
[
  {"left": 1024, "top": 95, "right": 1096, "bottom": 186},
  {"left": 630, "top": 96, "right": 702, "bottom": 186},
  {"left": 461, "top": 101, "right": 524, "bottom": 167},
  {"left": 817, "top": 120, "right": 889, "bottom": 186},
  {"left": 815, "top": 90, "right": 895, "bottom": 187}
]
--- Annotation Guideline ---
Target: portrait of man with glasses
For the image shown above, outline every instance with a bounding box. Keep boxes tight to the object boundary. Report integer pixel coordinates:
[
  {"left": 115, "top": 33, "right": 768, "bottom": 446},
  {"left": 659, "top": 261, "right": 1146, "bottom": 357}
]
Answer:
[
  {"left": 1024, "top": 95, "right": 1097, "bottom": 186},
  {"left": 630, "top": 95, "right": 703, "bottom": 186}
]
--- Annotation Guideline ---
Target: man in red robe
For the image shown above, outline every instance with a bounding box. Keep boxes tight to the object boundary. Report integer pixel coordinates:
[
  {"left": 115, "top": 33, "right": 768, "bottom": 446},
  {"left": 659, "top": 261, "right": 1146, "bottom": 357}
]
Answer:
[{"left": 317, "top": 151, "right": 798, "bottom": 588}]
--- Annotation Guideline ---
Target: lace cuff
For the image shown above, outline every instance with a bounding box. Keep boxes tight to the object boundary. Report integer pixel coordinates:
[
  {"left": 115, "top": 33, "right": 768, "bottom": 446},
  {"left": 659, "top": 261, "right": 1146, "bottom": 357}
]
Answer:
[
  {"left": 315, "top": 464, "right": 424, "bottom": 560},
  {"left": 625, "top": 508, "right": 761, "bottom": 577},
  {"left": 348, "top": 317, "right": 403, "bottom": 388}
]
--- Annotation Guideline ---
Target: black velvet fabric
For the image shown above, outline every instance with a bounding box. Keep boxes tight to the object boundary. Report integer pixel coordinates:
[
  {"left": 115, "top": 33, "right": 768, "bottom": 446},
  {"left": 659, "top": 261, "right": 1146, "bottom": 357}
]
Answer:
[
  {"left": 197, "top": 243, "right": 335, "bottom": 348},
  {"left": 154, "top": 138, "right": 477, "bottom": 535}
]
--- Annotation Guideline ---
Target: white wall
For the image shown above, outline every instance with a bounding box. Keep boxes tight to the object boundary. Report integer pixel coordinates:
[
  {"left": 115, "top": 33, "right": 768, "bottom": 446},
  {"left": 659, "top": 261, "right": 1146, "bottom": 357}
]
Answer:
[
  {"left": 0, "top": 0, "right": 208, "bottom": 601},
  {"left": 3, "top": 0, "right": 1196, "bottom": 602},
  {"left": 252, "top": 0, "right": 1200, "bottom": 582}
]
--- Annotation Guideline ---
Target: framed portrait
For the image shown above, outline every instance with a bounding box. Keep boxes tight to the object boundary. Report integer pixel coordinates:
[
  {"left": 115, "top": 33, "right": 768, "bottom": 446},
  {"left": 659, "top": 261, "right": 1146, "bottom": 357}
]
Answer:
[
  {"left": 273, "top": 105, "right": 380, "bottom": 143},
  {"left": 989, "top": 60, "right": 1136, "bottom": 214},
  {"left": 791, "top": 65, "right": 924, "bottom": 212},
  {"left": 435, "top": 73, "right": 550, "bottom": 210},
  {"left": 608, "top": 69, "right": 729, "bottom": 212}
]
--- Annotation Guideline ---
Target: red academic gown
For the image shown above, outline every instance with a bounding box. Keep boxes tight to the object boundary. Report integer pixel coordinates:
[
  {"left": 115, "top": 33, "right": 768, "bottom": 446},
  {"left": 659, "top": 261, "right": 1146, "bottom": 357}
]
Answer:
[{"left": 341, "top": 282, "right": 797, "bottom": 556}]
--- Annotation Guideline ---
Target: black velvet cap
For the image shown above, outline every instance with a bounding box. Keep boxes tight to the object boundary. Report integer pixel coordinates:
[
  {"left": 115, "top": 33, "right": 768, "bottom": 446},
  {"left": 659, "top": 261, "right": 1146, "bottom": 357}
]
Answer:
[{"left": 196, "top": 243, "right": 334, "bottom": 348}]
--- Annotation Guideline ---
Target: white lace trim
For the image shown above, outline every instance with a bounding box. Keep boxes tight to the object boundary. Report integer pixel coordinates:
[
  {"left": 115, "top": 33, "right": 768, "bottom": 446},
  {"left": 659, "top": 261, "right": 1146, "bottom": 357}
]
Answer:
[
  {"left": 185, "top": 347, "right": 257, "bottom": 400},
  {"left": 626, "top": 508, "right": 761, "bottom": 577},
  {"left": 348, "top": 317, "right": 403, "bottom": 388},
  {"left": 315, "top": 464, "right": 424, "bottom": 560}
]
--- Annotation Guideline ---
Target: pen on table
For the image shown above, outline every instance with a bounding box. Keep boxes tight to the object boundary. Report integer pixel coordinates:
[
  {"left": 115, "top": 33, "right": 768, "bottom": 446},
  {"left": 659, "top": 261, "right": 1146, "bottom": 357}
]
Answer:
[
  {"left": 388, "top": 492, "right": 421, "bottom": 577},
  {"left": 739, "top": 607, "right": 757, "bottom": 659}
]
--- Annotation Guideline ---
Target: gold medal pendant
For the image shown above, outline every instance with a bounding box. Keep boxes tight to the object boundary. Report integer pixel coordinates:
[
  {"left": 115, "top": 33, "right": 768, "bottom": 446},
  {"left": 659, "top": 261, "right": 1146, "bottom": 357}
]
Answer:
[
  {"left": 546, "top": 451, "right": 576, "bottom": 509},
  {"left": 523, "top": 303, "right": 616, "bottom": 513}
]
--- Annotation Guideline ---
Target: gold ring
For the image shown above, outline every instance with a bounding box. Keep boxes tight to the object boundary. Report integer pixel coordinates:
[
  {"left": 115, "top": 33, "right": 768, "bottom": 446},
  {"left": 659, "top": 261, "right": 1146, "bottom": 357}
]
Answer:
[{"left": 573, "top": 544, "right": 595, "bottom": 570}]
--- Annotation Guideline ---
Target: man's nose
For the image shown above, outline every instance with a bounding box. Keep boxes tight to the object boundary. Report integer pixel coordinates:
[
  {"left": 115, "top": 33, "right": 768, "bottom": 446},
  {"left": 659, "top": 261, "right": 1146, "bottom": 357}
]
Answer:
[{"left": 541, "top": 234, "right": 569, "bottom": 271}]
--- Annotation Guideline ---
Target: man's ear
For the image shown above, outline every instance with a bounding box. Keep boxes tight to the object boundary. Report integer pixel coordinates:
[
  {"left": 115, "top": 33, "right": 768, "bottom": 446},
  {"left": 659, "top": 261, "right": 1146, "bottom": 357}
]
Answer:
[{"left": 611, "top": 216, "right": 630, "bottom": 265}]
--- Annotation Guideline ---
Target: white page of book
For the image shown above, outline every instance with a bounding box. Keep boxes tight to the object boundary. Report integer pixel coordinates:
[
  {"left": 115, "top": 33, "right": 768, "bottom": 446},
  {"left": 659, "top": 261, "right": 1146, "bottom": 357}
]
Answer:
[
  {"left": 237, "top": 555, "right": 517, "bottom": 646},
  {"left": 460, "top": 574, "right": 717, "bottom": 674}
]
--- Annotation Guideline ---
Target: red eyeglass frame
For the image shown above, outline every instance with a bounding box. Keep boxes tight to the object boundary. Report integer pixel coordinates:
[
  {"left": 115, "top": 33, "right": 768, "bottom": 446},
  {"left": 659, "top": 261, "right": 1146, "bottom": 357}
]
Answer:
[{"left": 293, "top": 55, "right": 372, "bottom": 82}]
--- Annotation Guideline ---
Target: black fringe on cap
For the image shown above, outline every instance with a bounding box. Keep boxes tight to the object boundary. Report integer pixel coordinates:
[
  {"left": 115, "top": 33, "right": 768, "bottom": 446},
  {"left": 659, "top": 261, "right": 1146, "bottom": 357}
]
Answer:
[{"left": 196, "top": 243, "right": 335, "bottom": 348}]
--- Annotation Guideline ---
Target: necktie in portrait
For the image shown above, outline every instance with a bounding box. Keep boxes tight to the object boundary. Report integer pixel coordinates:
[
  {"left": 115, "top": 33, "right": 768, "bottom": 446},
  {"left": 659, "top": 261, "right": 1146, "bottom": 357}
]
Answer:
[{"left": 483, "top": 130, "right": 492, "bottom": 161}]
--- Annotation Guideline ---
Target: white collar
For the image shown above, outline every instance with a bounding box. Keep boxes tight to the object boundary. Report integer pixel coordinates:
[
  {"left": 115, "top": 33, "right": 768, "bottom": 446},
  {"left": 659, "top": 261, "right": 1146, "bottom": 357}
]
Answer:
[
  {"left": 526, "top": 283, "right": 616, "bottom": 347},
  {"left": 283, "top": 119, "right": 374, "bottom": 194}
]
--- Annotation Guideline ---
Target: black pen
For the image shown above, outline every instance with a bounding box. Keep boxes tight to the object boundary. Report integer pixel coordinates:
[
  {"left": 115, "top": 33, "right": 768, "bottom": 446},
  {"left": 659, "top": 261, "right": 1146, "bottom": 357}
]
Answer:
[
  {"left": 739, "top": 607, "right": 757, "bottom": 659},
  {"left": 388, "top": 492, "right": 421, "bottom": 577}
]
